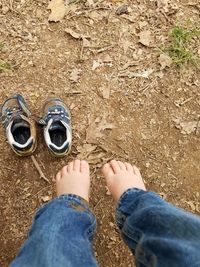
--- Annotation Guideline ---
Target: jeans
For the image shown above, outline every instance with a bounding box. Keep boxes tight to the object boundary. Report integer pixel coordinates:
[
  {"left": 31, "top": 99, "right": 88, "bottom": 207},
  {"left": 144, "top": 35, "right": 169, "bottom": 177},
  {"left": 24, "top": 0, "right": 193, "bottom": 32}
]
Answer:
[{"left": 10, "top": 189, "right": 200, "bottom": 267}]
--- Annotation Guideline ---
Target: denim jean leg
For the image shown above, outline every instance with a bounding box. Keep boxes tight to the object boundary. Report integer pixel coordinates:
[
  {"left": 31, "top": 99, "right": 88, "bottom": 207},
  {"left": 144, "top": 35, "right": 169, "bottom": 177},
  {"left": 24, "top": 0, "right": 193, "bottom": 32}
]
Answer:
[
  {"left": 116, "top": 188, "right": 200, "bottom": 267},
  {"left": 9, "top": 194, "right": 99, "bottom": 267}
]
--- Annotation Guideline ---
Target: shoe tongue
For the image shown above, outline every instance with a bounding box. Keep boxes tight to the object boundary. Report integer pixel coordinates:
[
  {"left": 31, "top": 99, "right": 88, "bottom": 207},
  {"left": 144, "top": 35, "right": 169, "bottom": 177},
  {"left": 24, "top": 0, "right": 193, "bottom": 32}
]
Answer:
[
  {"left": 49, "top": 120, "right": 65, "bottom": 131},
  {"left": 11, "top": 118, "right": 30, "bottom": 132}
]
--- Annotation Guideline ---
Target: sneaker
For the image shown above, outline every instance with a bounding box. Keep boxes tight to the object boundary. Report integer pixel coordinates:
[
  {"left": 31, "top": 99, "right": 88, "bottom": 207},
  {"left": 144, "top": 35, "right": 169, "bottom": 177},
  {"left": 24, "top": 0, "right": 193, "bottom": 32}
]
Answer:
[
  {"left": 39, "top": 98, "right": 72, "bottom": 157},
  {"left": 0, "top": 94, "right": 37, "bottom": 156}
]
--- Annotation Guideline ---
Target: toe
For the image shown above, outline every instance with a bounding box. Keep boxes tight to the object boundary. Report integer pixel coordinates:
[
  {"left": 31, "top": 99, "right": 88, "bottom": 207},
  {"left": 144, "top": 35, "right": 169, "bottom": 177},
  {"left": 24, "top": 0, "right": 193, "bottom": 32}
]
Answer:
[
  {"left": 125, "top": 162, "right": 134, "bottom": 172},
  {"left": 80, "top": 160, "right": 89, "bottom": 173},
  {"left": 133, "top": 165, "right": 142, "bottom": 177},
  {"left": 68, "top": 161, "right": 73, "bottom": 172},
  {"left": 102, "top": 163, "right": 114, "bottom": 176},
  {"left": 118, "top": 161, "right": 126, "bottom": 171},
  {"left": 110, "top": 160, "right": 121, "bottom": 173},
  {"left": 56, "top": 171, "right": 62, "bottom": 182},
  {"left": 73, "top": 159, "right": 81, "bottom": 171},
  {"left": 61, "top": 166, "right": 68, "bottom": 176}
]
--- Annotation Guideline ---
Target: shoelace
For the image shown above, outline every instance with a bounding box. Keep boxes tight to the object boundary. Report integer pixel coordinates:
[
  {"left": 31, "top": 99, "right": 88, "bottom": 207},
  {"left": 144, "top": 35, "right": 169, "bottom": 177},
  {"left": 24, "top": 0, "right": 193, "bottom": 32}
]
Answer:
[
  {"left": 1, "top": 107, "right": 23, "bottom": 127},
  {"left": 38, "top": 109, "right": 69, "bottom": 126}
]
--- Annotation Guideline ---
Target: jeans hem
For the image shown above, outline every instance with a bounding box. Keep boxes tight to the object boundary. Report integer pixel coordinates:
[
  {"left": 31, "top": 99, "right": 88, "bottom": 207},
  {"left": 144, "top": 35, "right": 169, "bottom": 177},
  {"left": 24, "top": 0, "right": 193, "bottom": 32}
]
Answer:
[
  {"left": 35, "top": 194, "right": 92, "bottom": 219},
  {"left": 116, "top": 188, "right": 146, "bottom": 211}
]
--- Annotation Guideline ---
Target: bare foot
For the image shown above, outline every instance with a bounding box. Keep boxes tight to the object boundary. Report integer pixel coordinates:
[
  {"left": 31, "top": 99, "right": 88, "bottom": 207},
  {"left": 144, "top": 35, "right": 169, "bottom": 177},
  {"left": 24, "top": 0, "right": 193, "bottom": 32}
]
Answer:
[
  {"left": 55, "top": 159, "right": 90, "bottom": 202},
  {"left": 102, "top": 160, "right": 146, "bottom": 202}
]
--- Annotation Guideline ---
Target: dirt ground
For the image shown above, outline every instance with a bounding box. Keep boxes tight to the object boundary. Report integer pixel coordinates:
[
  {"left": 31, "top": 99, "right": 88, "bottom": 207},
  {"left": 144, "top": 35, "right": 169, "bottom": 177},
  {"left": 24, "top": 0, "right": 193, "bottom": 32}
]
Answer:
[{"left": 0, "top": 0, "right": 200, "bottom": 266}]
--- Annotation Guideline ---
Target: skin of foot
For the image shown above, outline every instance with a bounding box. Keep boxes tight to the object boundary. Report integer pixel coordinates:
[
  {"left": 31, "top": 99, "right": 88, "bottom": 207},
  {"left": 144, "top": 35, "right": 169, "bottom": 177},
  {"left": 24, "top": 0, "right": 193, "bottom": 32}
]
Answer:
[
  {"left": 102, "top": 160, "right": 146, "bottom": 202},
  {"left": 55, "top": 159, "right": 90, "bottom": 202}
]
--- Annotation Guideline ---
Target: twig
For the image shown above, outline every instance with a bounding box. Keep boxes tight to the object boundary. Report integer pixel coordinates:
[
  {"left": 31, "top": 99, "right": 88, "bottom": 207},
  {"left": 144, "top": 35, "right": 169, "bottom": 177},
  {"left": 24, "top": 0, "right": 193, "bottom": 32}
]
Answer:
[
  {"left": 9, "top": 0, "right": 13, "bottom": 9},
  {"left": 88, "top": 45, "right": 115, "bottom": 54},
  {"left": 4, "top": 166, "right": 15, "bottom": 171},
  {"left": 66, "top": 91, "right": 85, "bottom": 96},
  {"left": 99, "top": 241, "right": 122, "bottom": 257},
  {"left": 79, "top": 41, "right": 84, "bottom": 61},
  {"left": 31, "top": 156, "right": 50, "bottom": 184},
  {"left": 0, "top": 225, "right": 8, "bottom": 239},
  {"left": 31, "top": 185, "right": 52, "bottom": 199},
  {"left": 161, "top": 11, "right": 170, "bottom": 22},
  {"left": 94, "top": 198, "right": 103, "bottom": 211},
  {"left": 195, "top": 117, "right": 200, "bottom": 135},
  {"left": 87, "top": 6, "right": 111, "bottom": 13},
  {"left": 179, "top": 96, "right": 194, "bottom": 106}
]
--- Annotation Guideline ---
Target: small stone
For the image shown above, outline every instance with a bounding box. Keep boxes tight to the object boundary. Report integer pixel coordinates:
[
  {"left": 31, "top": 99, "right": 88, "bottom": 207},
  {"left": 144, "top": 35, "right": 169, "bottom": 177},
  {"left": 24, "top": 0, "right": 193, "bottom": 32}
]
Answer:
[
  {"left": 116, "top": 5, "right": 129, "bottom": 15},
  {"left": 105, "top": 186, "right": 111, "bottom": 195},
  {"left": 2, "top": 6, "right": 10, "bottom": 14},
  {"left": 145, "top": 162, "right": 150, "bottom": 168},
  {"left": 41, "top": 196, "right": 51, "bottom": 202},
  {"left": 110, "top": 236, "right": 117, "bottom": 241},
  {"left": 187, "top": 201, "right": 196, "bottom": 211}
]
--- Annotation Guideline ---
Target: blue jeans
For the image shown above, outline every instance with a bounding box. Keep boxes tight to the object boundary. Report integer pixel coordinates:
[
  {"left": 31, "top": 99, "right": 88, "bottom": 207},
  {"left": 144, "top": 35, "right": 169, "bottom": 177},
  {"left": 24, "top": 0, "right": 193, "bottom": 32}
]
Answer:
[{"left": 10, "top": 189, "right": 200, "bottom": 267}]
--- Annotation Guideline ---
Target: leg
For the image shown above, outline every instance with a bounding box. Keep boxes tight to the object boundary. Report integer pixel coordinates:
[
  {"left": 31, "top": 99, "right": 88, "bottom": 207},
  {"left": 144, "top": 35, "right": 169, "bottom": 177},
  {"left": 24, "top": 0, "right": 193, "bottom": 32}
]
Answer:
[
  {"left": 10, "top": 160, "right": 99, "bottom": 267},
  {"left": 102, "top": 160, "right": 200, "bottom": 267}
]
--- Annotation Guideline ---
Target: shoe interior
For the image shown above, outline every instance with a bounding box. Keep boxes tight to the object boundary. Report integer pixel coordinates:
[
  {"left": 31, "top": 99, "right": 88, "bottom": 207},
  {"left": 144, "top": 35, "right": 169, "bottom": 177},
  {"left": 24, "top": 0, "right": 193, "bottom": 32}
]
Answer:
[
  {"left": 11, "top": 122, "right": 31, "bottom": 145},
  {"left": 49, "top": 121, "right": 67, "bottom": 147}
]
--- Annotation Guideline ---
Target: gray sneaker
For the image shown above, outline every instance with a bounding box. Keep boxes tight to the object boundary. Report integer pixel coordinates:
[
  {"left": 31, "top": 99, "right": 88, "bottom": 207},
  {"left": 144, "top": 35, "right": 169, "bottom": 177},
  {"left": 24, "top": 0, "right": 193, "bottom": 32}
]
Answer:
[
  {"left": 0, "top": 94, "right": 37, "bottom": 156},
  {"left": 39, "top": 98, "right": 72, "bottom": 157}
]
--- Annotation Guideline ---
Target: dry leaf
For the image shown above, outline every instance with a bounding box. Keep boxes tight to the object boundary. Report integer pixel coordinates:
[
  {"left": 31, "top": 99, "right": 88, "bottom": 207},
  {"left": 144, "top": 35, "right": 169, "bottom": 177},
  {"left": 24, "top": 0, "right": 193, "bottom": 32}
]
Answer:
[
  {"left": 86, "top": 0, "right": 95, "bottom": 6},
  {"left": 82, "top": 37, "right": 91, "bottom": 47},
  {"left": 70, "top": 68, "right": 82, "bottom": 83},
  {"left": 87, "top": 152, "right": 105, "bottom": 164},
  {"left": 159, "top": 54, "right": 172, "bottom": 70},
  {"left": 77, "top": 144, "right": 97, "bottom": 159},
  {"left": 139, "top": 30, "right": 152, "bottom": 47},
  {"left": 86, "top": 117, "right": 115, "bottom": 144},
  {"left": 119, "top": 69, "right": 154, "bottom": 79},
  {"left": 92, "top": 60, "right": 102, "bottom": 71},
  {"left": 173, "top": 118, "right": 197, "bottom": 134},
  {"left": 65, "top": 28, "right": 81, "bottom": 39},
  {"left": 122, "top": 40, "right": 132, "bottom": 54},
  {"left": 180, "top": 121, "right": 197, "bottom": 135},
  {"left": 102, "top": 55, "right": 112, "bottom": 63},
  {"left": 65, "top": 28, "right": 91, "bottom": 47},
  {"left": 48, "top": 0, "right": 66, "bottom": 22},
  {"left": 65, "top": 3, "right": 78, "bottom": 14},
  {"left": 157, "top": 0, "right": 170, "bottom": 12}
]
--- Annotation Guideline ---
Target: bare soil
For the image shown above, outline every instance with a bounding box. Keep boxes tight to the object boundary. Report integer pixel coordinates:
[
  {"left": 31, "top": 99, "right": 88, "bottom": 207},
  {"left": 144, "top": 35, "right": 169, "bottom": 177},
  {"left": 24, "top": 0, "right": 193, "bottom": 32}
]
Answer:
[{"left": 0, "top": 0, "right": 200, "bottom": 266}]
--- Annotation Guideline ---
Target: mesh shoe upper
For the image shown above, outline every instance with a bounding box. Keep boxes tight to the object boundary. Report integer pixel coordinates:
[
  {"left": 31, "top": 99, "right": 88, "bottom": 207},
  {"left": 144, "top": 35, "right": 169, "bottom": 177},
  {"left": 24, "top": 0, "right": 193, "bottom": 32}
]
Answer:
[
  {"left": 0, "top": 94, "right": 37, "bottom": 156},
  {"left": 39, "top": 98, "right": 72, "bottom": 157}
]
